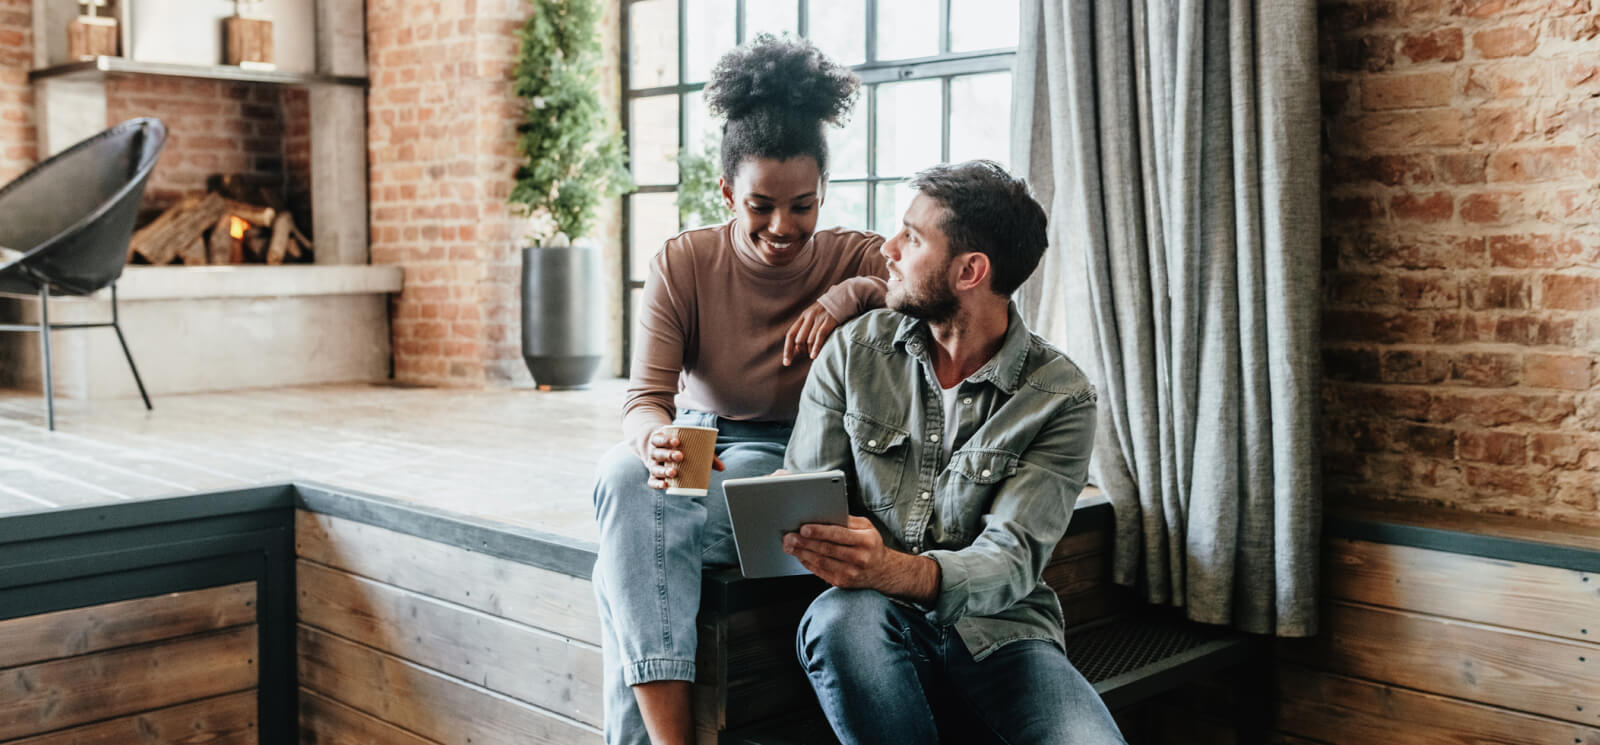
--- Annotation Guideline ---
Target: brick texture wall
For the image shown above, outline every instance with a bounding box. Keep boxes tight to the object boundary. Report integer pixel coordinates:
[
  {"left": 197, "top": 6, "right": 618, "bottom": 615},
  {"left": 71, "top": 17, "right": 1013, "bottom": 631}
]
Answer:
[
  {"left": 368, "top": 0, "right": 623, "bottom": 386},
  {"left": 0, "top": 0, "right": 33, "bottom": 183},
  {"left": 105, "top": 79, "right": 307, "bottom": 218},
  {"left": 0, "top": 1, "right": 306, "bottom": 222},
  {"left": 1320, "top": 0, "right": 1600, "bottom": 525}
]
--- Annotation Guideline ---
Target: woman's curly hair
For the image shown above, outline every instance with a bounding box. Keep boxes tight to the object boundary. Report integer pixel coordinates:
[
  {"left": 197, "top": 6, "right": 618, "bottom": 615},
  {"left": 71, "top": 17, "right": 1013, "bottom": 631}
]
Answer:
[{"left": 703, "top": 34, "right": 860, "bottom": 179}]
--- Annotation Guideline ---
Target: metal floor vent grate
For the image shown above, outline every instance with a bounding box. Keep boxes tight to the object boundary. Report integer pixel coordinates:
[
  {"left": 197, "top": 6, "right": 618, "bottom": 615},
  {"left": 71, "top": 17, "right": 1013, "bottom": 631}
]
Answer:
[{"left": 1064, "top": 620, "right": 1215, "bottom": 683}]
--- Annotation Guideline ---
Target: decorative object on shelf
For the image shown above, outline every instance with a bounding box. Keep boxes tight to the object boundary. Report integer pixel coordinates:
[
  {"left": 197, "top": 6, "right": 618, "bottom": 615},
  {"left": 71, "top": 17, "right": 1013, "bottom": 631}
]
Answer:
[
  {"left": 67, "top": 0, "right": 119, "bottom": 60},
  {"left": 223, "top": 0, "right": 274, "bottom": 69},
  {"left": 509, "top": 0, "right": 631, "bottom": 389}
]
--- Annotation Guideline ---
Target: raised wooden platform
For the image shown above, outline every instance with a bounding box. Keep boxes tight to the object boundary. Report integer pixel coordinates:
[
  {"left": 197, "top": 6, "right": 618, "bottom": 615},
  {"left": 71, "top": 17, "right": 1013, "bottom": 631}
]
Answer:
[{"left": 0, "top": 380, "right": 626, "bottom": 543}]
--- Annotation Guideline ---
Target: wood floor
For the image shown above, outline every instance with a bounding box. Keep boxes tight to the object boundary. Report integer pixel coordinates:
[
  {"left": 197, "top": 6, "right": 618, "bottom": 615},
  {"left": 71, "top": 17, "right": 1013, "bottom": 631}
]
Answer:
[{"left": 0, "top": 379, "right": 628, "bottom": 545}]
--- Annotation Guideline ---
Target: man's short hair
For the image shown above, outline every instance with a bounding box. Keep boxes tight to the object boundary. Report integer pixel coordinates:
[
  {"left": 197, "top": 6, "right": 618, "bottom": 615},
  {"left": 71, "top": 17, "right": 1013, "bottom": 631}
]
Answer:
[{"left": 908, "top": 161, "right": 1048, "bottom": 297}]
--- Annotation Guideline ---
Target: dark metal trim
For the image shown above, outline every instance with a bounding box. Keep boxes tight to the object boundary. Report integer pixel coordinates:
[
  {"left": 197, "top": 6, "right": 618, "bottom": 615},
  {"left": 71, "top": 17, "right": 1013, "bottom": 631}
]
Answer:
[
  {"left": 1326, "top": 515, "right": 1600, "bottom": 573},
  {"left": 290, "top": 481, "right": 599, "bottom": 579},
  {"left": 0, "top": 483, "right": 294, "bottom": 544},
  {"left": 852, "top": 51, "right": 1014, "bottom": 84},
  {"left": 0, "top": 550, "right": 263, "bottom": 621},
  {"left": 0, "top": 492, "right": 297, "bottom": 745},
  {"left": 1, "top": 525, "right": 287, "bottom": 589},
  {"left": 620, "top": 0, "right": 635, "bottom": 371}
]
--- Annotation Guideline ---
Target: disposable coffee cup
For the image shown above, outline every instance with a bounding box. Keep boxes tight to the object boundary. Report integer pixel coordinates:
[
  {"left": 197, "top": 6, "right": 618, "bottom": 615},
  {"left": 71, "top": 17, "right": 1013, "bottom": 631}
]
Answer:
[{"left": 662, "top": 425, "right": 718, "bottom": 496}]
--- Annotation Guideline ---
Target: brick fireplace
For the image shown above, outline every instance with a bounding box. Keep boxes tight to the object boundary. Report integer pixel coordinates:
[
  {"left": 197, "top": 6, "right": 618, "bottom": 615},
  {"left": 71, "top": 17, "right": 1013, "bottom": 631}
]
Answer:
[{"left": 0, "top": 0, "right": 401, "bottom": 400}]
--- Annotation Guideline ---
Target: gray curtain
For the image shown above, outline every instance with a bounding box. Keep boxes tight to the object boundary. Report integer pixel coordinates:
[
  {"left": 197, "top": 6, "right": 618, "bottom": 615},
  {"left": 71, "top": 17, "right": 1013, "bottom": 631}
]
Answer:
[{"left": 1013, "top": 0, "right": 1321, "bottom": 637}]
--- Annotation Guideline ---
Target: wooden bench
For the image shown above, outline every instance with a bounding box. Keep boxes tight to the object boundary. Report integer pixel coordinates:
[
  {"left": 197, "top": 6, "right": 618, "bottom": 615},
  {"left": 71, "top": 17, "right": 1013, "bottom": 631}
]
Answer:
[{"left": 690, "top": 495, "right": 1267, "bottom": 744}]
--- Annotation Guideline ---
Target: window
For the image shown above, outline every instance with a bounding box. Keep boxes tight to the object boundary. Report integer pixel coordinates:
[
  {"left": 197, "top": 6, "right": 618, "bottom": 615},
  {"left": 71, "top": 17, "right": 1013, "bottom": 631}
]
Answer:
[{"left": 621, "top": 0, "right": 1020, "bottom": 364}]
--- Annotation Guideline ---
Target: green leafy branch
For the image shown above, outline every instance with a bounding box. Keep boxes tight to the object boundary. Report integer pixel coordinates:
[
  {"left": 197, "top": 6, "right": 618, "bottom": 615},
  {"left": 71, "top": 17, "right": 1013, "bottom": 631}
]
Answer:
[{"left": 510, "top": 0, "right": 632, "bottom": 244}]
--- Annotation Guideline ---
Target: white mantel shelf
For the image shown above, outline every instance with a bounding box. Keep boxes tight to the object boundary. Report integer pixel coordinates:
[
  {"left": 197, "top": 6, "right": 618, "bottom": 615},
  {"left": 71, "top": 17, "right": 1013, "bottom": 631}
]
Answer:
[
  {"left": 105, "top": 265, "right": 404, "bottom": 300},
  {"left": 29, "top": 57, "right": 367, "bottom": 88}
]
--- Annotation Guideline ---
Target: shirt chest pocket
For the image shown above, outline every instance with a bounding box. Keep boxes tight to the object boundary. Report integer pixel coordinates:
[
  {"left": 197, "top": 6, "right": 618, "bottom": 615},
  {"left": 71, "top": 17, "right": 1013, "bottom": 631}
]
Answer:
[
  {"left": 843, "top": 413, "right": 909, "bottom": 511},
  {"left": 934, "top": 449, "right": 1020, "bottom": 542}
]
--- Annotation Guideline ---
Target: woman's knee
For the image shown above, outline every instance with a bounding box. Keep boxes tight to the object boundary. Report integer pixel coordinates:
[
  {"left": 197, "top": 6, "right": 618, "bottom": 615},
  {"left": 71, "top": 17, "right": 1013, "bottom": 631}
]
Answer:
[{"left": 593, "top": 442, "right": 649, "bottom": 515}]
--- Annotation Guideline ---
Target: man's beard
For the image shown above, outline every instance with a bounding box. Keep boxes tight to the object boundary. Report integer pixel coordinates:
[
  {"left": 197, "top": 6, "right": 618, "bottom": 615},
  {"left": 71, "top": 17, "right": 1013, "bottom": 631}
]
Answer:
[{"left": 888, "top": 268, "right": 959, "bottom": 324}]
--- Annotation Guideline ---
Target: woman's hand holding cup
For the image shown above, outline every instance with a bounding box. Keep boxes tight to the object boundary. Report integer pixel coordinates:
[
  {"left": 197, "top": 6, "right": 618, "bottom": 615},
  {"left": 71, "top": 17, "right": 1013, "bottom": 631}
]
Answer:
[{"left": 645, "top": 426, "right": 724, "bottom": 491}]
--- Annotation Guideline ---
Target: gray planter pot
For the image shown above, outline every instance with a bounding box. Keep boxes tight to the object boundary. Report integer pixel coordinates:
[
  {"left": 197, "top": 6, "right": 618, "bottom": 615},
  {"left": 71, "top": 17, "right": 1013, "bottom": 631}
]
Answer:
[{"left": 521, "top": 243, "right": 603, "bottom": 389}]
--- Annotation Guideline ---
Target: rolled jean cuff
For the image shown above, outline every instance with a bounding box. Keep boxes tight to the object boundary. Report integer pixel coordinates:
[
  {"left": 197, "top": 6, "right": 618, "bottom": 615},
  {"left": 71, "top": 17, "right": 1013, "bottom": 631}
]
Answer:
[{"left": 623, "top": 658, "right": 696, "bottom": 686}]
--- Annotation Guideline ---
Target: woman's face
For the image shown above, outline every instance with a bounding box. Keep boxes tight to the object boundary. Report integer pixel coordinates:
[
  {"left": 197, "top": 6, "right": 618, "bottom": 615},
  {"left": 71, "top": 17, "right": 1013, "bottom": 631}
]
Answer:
[{"left": 720, "top": 156, "right": 826, "bottom": 266}]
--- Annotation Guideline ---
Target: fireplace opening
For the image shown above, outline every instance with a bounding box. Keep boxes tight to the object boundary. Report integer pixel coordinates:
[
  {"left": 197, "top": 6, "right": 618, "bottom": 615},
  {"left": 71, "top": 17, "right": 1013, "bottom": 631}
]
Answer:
[{"left": 128, "top": 172, "right": 314, "bottom": 266}]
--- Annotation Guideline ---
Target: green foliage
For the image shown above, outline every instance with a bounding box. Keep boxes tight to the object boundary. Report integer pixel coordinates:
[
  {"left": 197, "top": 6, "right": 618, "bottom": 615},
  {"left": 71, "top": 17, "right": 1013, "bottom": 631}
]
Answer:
[
  {"left": 510, "top": 0, "right": 632, "bottom": 243},
  {"left": 676, "top": 136, "right": 727, "bottom": 227}
]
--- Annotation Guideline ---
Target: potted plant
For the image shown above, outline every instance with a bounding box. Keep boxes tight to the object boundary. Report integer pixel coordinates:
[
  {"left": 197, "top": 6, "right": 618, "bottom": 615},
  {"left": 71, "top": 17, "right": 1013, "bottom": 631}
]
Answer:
[{"left": 509, "top": 0, "right": 630, "bottom": 388}]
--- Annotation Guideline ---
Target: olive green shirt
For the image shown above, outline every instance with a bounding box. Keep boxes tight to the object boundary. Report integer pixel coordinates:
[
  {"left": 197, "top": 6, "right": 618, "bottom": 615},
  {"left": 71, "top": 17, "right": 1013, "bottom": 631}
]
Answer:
[{"left": 784, "top": 305, "right": 1097, "bottom": 659}]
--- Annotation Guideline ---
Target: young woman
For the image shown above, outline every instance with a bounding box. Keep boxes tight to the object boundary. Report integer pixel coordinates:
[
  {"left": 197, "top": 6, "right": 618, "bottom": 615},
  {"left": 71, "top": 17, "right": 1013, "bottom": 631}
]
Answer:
[{"left": 590, "top": 35, "right": 886, "bottom": 745}]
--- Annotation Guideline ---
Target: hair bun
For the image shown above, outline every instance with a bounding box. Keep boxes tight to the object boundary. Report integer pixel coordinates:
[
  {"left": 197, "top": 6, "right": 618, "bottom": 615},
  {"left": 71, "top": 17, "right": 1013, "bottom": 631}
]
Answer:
[{"left": 704, "top": 34, "right": 860, "bottom": 126}]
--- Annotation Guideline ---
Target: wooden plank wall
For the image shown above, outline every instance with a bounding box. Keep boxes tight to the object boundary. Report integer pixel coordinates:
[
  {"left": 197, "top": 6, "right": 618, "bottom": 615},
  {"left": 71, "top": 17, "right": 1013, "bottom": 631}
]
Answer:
[
  {"left": 694, "top": 510, "right": 1123, "bottom": 742},
  {"left": 294, "top": 510, "right": 606, "bottom": 745},
  {"left": 1276, "top": 537, "right": 1600, "bottom": 744},
  {"left": 0, "top": 582, "right": 259, "bottom": 744},
  {"left": 295, "top": 506, "right": 1123, "bottom": 745}
]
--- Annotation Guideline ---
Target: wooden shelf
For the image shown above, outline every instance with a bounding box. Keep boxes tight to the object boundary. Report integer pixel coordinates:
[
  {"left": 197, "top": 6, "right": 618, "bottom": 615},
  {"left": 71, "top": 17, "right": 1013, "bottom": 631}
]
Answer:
[{"left": 28, "top": 57, "right": 366, "bottom": 88}]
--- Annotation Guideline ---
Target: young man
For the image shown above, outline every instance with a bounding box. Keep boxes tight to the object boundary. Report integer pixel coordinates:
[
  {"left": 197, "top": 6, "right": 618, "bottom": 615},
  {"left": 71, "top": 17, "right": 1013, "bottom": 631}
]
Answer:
[{"left": 781, "top": 161, "right": 1126, "bottom": 744}]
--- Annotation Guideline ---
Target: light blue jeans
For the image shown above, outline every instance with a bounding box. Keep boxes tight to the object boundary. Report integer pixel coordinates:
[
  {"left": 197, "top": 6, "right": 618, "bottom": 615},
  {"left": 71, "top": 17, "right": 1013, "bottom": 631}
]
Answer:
[
  {"left": 591, "top": 410, "right": 792, "bottom": 745},
  {"left": 797, "top": 588, "right": 1127, "bottom": 745}
]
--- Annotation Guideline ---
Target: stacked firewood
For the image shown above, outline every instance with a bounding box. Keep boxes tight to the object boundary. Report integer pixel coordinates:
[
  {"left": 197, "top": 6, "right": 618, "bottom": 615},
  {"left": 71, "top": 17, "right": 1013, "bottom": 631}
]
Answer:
[{"left": 128, "top": 175, "right": 313, "bottom": 266}]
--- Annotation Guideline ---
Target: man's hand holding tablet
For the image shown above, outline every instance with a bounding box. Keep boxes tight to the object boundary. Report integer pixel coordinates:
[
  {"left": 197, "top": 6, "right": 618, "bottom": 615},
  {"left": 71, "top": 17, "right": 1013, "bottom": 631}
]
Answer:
[{"left": 721, "top": 470, "right": 849, "bottom": 578}]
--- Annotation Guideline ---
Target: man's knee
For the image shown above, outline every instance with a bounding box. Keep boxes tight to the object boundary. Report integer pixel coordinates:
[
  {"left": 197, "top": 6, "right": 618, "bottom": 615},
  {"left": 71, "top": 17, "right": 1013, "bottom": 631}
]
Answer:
[{"left": 796, "top": 588, "right": 899, "bottom": 666}]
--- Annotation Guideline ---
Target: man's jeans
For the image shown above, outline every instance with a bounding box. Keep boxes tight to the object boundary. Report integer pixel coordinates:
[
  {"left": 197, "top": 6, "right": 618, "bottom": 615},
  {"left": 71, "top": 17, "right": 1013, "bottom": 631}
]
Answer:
[
  {"left": 591, "top": 411, "right": 792, "bottom": 745},
  {"left": 797, "top": 588, "right": 1127, "bottom": 745}
]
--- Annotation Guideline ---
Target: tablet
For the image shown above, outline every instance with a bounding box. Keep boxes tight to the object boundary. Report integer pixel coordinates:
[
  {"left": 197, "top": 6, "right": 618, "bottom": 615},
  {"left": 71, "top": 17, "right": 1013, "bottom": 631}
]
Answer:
[{"left": 723, "top": 470, "right": 849, "bottom": 578}]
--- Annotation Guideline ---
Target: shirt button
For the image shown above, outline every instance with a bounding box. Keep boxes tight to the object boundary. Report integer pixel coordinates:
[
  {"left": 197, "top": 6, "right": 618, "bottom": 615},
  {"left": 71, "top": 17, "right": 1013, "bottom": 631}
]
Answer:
[
  {"left": 919, "top": 491, "right": 931, "bottom": 500},
  {"left": 929, "top": 433, "right": 940, "bottom": 443},
  {"left": 981, "top": 469, "right": 992, "bottom": 477},
  {"left": 962, "top": 397, "right": 973, "bottom": 405},
  {"left": 867, "top": 439, "right": 877, "bottom": 447}
]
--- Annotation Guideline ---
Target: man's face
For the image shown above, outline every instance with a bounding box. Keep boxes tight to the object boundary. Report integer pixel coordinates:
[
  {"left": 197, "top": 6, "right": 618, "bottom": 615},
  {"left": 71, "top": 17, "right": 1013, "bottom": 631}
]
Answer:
[{"left": 880, "top": 193, "right": 960, "bottom": 323}]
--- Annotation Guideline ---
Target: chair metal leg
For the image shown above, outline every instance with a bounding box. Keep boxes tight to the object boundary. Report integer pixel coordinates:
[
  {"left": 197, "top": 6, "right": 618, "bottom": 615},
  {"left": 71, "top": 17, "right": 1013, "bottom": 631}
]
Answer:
[
  {"left": 109, "top": 284, "right": 152, "bottom": 411},
  {"left": 38, "top": 285, "right": 54, "bottom": 431}
]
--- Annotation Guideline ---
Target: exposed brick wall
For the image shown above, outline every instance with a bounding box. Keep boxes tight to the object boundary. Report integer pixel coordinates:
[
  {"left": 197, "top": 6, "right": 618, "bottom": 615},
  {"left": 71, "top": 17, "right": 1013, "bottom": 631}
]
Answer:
[
  {"left": 105, "top": 79, "right": 306, "bottom": 219},
  {"left": 1320, "top": 0, "right": 1600, "bottom": 525},
  {"left": 369, "top": 0, "right": 624, "bottom": 386},
  {"left": 0, "top": 0, "right": 34, "bottom": 182},
  {"left": 0, "top": 0, "right": 305, "bottom": 222},
  {"left": 282, "top": 87, "right": 312, "bottom": 231}
]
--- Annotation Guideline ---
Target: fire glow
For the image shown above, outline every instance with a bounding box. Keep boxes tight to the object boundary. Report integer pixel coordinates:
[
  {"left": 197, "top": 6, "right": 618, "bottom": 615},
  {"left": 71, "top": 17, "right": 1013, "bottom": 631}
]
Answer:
[{"left": 228, "top": 216, "right": 249, "bottom": 240}]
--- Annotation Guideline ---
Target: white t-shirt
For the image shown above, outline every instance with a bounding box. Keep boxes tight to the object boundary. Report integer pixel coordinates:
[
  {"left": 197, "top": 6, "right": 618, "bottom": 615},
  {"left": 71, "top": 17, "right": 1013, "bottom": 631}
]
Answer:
[{"left": 940, "top": 384, "right": 961, "bottom": 465}]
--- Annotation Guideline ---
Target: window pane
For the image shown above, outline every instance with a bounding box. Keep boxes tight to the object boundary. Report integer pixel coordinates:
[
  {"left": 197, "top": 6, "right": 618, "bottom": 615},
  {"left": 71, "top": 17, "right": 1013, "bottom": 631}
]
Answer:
[
  {"left": 820, "top": 181, "right": 867, "bottom": 231},
  {"left": 630, "top": 192, "right": 680, "bottom": 282},
  {"left": 685, "top": 89, "right": 714, "bottom": 153},
  {"left": 807, "top": 0, "right": 866, "bottom": 66},
  {"left": 949, "top": 72, "right": 1011, "bottom": 167},
  {"left": 950, "top": 0, "right": 1018, "bottom": 53},
  {"left": 873, "top": 180, "right": 915, "bottom": 235},
  {"left": 629, "top": 287, "right": 644, "bottom": 352},
  {"left": 745, "top": 0, "right": 798, "bottom": 39},
  {"left": 686, "top": 0, "right": 737, "bottom": 83},
  {"left": 629, "top": 0, "right": 678, "bottom": 88},
  {"left": 875, "top": 80, "right": 941, "bottom": 178},
  {"left": 829, "top": 110, "right": 867, "bottom": 179},
  {"left": 631, "top": 95, "right": 680, "bottom": 185},
  {"left": 875, "top": 0, "right": 938, "bottom": 61}
]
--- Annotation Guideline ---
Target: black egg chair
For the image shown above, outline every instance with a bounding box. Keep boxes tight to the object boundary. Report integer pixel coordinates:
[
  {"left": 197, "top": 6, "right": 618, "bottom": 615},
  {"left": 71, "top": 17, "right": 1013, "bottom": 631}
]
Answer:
[{"left": 0, "top": 117, "right": 167, "bottom": 430}]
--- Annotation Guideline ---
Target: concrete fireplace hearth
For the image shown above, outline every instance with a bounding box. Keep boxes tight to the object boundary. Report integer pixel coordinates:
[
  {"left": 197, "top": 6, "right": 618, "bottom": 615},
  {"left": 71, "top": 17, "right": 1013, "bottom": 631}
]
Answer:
[{"left": 0, "top": 265, "right": 402, "bottom": 399}]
